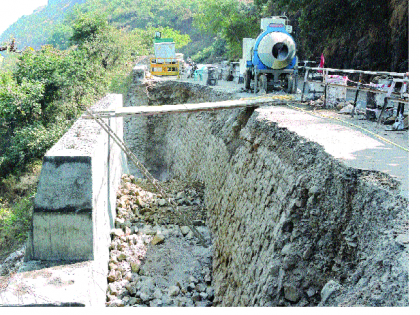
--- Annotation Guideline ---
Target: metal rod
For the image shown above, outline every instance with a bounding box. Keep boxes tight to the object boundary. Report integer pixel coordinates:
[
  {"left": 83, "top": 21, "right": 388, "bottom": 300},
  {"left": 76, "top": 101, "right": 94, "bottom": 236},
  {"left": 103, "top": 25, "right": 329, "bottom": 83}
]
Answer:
[
  {"left": 323, "top": 71, "right": 328, "bottom": 107},
  {"left": 351, "top": 74, "right": 362, "bottom": 118},
  {"left": 84, "top": 108, "right": 209, "bottom": 247}
]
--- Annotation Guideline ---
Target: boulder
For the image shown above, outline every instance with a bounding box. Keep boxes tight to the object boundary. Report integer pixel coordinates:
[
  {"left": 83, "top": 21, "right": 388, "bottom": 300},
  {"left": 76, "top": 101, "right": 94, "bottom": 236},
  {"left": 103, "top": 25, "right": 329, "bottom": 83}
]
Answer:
[
  {"left": 151, "top": 234, "right": 165, "bottom": 245},
  {"left": 180, "top": 226, "right": 191, "bottom": 236},
  {"left": 284, "top": 284, "right": 300, "bottom": 302},
  {"left": 320, "top": 280, "right": 342, "bottom": 304}
]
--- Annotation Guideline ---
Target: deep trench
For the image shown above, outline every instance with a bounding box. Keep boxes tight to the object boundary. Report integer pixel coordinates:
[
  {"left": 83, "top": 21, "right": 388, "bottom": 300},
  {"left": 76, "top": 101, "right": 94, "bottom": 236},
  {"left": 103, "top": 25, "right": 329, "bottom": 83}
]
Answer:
[{"left": 111, "top": 77, "right": 409, "bottom": 307}]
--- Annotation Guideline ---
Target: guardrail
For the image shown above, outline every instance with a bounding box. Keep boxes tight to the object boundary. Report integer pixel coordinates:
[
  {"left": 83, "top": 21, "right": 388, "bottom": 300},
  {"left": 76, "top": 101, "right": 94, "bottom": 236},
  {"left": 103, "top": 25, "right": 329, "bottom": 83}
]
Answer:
[{"left": 299, "top": 66, "right": 409, "bottom": 124}]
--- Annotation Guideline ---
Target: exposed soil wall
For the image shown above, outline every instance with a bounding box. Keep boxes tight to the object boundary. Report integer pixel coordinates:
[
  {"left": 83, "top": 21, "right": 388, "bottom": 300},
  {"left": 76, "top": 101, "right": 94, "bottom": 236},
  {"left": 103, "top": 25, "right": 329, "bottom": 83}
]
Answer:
[
  {"left": 124, "top": 79, "right": 235, "bottom": 180},
  {"left": 123, "top": 77, "right": 408, "bottom": 306}
]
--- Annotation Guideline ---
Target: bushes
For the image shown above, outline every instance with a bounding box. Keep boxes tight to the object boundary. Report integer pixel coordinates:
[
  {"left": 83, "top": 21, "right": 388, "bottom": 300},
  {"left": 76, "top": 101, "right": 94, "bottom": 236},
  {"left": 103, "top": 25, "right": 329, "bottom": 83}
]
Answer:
[
  {"left": 0, "top": 8, "right": 184, "bottom": 257},
  {"left": 192, "top": 37, "right": 227, "bottom": 63},
  {"left": 0, "top": 122, "right": 70, "bottom": 177},
  {"left": 0, "top": 11, "right": 151, "bottom": 178},
  {"left": 0, "top": 195, "right": 33, "bottom": 252},
  {"left": 70, "top": 11, "right": 108, "bottom": 45},
  {"left": 0, "top": 72, "right": 45, "bottom": 127}
]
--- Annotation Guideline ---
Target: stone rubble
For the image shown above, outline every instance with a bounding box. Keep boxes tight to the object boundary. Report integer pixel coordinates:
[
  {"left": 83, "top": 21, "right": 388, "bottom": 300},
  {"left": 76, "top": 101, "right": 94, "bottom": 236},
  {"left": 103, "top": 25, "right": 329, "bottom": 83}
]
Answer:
[
  {"left": 0, "top": 246, "right": 25, "bottom": 277},
  {"left": 105, "top": 174, "right": 213, "bottom": 307},
  {"left": 122, "top": 78, "right": 408, "bottom": 307}
]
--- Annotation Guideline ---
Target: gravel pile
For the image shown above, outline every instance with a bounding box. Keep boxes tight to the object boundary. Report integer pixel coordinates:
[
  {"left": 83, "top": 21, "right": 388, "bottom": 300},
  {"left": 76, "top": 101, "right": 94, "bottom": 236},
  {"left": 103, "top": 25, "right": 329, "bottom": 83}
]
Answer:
[{"left": 106, "top": 174, "right": 213, "bottom": 307}]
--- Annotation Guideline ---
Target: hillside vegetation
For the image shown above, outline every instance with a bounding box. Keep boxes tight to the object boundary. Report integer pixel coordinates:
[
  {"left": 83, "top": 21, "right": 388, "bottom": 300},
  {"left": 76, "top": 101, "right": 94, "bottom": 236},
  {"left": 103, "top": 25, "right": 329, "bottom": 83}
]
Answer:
[
  {"left": 0, "top": 0, "right": 86, "bottom": 50},
  {"left": 0, "top": 10, "right": 152, "bottom": 257},
  {"left": 1, "top": 0, "right": 408, "bottom": 70}
]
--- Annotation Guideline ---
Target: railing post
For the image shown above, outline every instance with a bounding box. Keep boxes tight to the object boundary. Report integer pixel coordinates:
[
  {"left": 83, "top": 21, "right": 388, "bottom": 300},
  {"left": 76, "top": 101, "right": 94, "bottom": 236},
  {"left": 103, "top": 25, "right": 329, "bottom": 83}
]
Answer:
[
  {"left": 254, "top": 66, "right": 258, "bottom": 94},
  {"left": 377, "top": 97, "right": 388, "bottom": 125},
  {"left": 323, "top": 70, "right": 328, "bottom": 107},
  {"left": 301, "top": 67, "right": 309, "bottom": 102},
  {"left": 351, "top": 74, "right": 362, "bottom": 118},
  {"left": 376, "top": 80, "right": 396, "bottom": 124},
  {"left": 351, "top": 83, "right": 360, "bottom": 118}
]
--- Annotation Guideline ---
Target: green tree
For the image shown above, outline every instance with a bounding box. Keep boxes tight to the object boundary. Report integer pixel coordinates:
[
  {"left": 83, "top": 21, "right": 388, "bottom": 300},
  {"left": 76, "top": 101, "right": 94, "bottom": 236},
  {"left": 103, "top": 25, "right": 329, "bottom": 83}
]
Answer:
[
  {"left": 0, "top": 71, "right": 44, "bottom": 127},
  {"left": 193, "top": 0, "right": 260, "bottom": 59},
  {"left": 0, "top": 10, "right": 150, "bottom": 178},
  {"left": 70, "top": 11, "right": 108, "bottom": 45},
  {"left": 48, "top": 24, "right": 73, "bottom": 50}
]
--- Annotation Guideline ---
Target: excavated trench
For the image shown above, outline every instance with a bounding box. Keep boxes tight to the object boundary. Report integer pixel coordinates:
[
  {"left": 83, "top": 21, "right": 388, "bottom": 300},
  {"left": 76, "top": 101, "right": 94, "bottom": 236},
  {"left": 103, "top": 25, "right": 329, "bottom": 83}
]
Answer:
[{"left": 105, "top": 76, "right": 408, "bottom": 307}]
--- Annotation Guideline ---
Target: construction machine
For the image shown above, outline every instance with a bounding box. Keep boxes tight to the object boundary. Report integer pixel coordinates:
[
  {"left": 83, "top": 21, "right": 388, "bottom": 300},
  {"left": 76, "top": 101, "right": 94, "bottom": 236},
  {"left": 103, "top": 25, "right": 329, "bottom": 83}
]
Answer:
[
  {"left": 241, "top": 16, "right": 298, "bottom": 93},
  {"left": 149, "top": 32, "right": 180, "bottom": 76}
]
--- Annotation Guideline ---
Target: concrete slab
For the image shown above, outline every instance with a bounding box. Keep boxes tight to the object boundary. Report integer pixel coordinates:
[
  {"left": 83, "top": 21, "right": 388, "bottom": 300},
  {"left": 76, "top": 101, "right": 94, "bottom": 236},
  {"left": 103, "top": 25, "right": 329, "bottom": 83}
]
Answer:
[
  {"left": 256, "top": 106, "right": 409, "bottom": 197},
  {"left": 28, "top": 94, "right": 125, "bottom": 262},
  {"left": 0, "top": 260, "right": 105, "bottom": 306}
]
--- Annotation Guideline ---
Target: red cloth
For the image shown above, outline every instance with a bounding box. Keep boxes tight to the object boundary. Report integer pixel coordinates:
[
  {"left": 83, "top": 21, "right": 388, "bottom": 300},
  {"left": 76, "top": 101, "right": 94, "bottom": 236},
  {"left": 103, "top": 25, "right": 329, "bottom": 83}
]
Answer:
[{"left": 318, "top": 53, "right": 324, "bottom": 73}]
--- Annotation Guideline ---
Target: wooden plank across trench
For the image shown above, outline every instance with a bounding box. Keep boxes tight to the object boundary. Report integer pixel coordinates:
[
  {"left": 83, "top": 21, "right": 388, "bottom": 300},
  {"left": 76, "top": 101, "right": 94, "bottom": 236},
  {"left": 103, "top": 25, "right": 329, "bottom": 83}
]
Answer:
[{"left": 82, "top": 96, "right": 296, "bottom": 119}]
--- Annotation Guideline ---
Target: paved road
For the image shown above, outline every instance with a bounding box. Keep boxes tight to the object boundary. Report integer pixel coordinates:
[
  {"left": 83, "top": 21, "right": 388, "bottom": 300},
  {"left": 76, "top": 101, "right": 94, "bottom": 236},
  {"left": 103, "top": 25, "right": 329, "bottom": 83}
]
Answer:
[
  {"left": 179, "top": 76, "right": 409, "bottom": 198},
  {"left": 257, "top": 106, "right": 409, "bottom": 198}
]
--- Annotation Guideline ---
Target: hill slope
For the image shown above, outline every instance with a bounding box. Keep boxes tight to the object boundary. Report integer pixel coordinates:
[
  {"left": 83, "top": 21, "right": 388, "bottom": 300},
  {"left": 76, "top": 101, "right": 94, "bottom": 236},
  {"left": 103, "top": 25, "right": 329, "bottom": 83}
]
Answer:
[{"left": 0, "top": 0, "right": 87, "bottom": 50}]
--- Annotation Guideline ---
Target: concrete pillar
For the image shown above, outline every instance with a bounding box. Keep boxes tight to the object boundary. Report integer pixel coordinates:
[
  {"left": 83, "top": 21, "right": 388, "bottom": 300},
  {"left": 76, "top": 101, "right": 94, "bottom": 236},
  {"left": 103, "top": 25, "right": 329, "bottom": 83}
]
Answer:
[{"left": 26, "top": 94, "right": 126, "bottom": 262}]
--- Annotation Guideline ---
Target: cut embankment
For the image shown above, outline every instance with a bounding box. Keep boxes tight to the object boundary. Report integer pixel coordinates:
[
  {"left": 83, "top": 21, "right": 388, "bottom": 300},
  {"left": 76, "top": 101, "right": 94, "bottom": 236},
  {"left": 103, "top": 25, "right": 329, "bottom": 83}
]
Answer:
[{"left": 123, "top": 78, "right": 408, "bottom": 306}]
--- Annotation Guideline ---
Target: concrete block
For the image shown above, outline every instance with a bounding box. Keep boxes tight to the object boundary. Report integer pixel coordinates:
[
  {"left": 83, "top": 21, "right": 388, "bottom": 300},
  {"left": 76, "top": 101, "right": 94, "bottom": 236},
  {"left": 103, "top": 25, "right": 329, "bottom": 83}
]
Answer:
[
  {"left": 7, "top": 94, "right": 128, "bottom": 306},
  {"left": 0, "top": 260, "right": 106, "bottom": 306},
  {"left": 27, "top": 94, "right": 125, "bottom": 262}
]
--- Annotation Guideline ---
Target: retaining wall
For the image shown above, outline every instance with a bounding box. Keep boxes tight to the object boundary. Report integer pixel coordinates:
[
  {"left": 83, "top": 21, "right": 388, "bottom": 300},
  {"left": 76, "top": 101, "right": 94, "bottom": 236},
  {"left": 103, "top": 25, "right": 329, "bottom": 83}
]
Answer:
[
  {"left": 27, "top": 94, "right": 126, "bottom": 262},
  {"left": 124, "top": 80, "right": 409, "bottom": 306}
]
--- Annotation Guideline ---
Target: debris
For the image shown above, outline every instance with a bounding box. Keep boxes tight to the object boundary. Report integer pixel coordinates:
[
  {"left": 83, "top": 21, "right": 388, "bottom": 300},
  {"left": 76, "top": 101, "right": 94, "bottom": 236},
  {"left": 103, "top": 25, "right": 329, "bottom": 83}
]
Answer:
[
  {"left": 106, "top": 176, "right": 212, "bottom": 307},
  {"left": 284, "top": 284, "right": 301, "bottom": 302},
  {"left": 151, "top": 234, "right": 165, "bottom": 245},
  {"left": 392, "top": 114, "right": 405, "bottom": 130},
  {"left": 320, "top": 280, "right": 342, "bottom": 304},
  {"left": 338, "top": 104, "right": 354, "bottom": 114}
]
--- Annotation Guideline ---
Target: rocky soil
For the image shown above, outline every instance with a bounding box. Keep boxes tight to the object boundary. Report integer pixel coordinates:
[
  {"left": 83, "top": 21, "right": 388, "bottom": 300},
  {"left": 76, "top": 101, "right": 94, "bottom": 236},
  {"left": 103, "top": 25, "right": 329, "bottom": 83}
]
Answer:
[
  {"left": 0, "top": 76, "right": 409, "bottom": 307},
  {"left": 124, "top": 76, "right": 409, "bottom": 307},
  {"left": 0, "top": 246, "right": 25, "bottom": 278},
  {"left": 105, "top": 174, "right": 214, "bottom": 307}
]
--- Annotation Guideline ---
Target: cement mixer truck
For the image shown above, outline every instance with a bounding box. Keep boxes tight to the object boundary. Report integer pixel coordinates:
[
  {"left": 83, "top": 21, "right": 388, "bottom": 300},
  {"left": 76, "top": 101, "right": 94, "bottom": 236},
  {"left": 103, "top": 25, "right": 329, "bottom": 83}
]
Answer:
[{"left": 241, "top": 16, "right": 298, "bottom": 93}]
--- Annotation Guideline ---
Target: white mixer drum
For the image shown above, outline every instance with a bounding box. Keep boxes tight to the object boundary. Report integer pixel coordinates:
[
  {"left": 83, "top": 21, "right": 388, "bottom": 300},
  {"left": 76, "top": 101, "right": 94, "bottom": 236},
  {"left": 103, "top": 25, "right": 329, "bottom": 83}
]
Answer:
[{"left": 257, "top": 32, "right": 296, "bottom": 69}]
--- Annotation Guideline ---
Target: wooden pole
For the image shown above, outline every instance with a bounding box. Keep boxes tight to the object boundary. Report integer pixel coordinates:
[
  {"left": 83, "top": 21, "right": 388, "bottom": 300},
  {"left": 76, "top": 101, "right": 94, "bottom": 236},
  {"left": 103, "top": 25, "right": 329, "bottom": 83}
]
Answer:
[{"left": 82, "top": 96, "right": 295, "bottom": 119}]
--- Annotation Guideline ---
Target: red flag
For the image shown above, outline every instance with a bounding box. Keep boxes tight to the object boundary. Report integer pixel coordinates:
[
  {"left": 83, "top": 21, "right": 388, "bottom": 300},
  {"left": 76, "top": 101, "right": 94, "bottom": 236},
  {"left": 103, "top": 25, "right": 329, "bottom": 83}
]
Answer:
[{"left": 318, "top": 53, "right": 324, "bottom": 73}]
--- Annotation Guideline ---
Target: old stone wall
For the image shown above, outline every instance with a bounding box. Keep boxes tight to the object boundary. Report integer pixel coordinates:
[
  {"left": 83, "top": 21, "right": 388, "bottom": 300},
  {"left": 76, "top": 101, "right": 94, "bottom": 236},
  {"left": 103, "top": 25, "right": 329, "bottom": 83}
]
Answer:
[{"left": 124, "top": 79, "right": 408, "bottom": 306}]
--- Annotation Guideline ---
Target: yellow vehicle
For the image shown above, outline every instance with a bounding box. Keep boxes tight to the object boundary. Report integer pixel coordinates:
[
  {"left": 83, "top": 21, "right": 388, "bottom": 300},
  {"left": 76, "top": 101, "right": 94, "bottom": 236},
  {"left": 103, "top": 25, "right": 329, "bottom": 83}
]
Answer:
[
  {"left": 150, "top": 57, "right": 179, "bottom": 76},
  {"left": 150, "top": 32, "right": 179, "bottom": 76}
]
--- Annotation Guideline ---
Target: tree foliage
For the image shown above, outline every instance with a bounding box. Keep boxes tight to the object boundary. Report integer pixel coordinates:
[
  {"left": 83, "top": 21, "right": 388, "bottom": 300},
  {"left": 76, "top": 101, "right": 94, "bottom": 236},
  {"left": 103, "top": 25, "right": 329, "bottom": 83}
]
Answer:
[
  {"left": 68, "top": 0, "right": 199, "bottom": 56},
  {"left": 0, "top": 0, "right": 86, "bottom": 50},
  {"left": 70, "top": 11, "right": 108, "bottom": 45},
  {"left": 193, "top": 0, "right": 260, "bottom": 59},
  {"left": 0, "top": 72, "right": 44, "bottom": 127},
  {"left": 0, "top": 10, "right": 149, "bottom": 178},
  {"left": 260, "top": 0, "right": 408, "bottom": 72}
]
